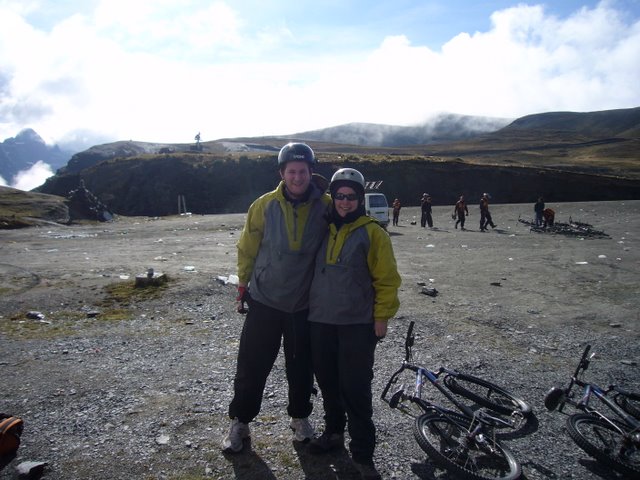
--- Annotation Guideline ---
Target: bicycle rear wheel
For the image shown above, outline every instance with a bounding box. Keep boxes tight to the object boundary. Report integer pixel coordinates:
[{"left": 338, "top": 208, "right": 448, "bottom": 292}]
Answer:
[
  {"left": 413, "top": 411, "right": 521, "bottom": 480},
  {"left": 566, "top": 413, "right": 640, "bottom": 477},
  {"left": 614, "top": 391, "right": 640, "bottom": 420},
  {"left": 444, "top": 373, "right": 532, "bottom": 418}
]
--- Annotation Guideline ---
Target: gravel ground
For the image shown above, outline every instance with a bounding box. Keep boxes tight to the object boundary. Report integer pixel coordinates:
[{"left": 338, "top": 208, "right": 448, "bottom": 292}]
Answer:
[{"left": 0, "top": 200, "right": 638, "bottom": 480}]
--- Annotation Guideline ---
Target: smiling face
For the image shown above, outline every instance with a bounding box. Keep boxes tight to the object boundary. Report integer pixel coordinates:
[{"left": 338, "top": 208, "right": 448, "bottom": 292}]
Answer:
[
  {"left": 280, "top": 161, "right": 312, "bottom": 199},
  {"left": 333, "top": 186, "right": 359, "bottom": 217}
]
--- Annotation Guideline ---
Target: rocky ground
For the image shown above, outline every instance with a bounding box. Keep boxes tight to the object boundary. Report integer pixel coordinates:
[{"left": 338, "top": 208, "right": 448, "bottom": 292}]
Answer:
[{"left": 0, "top": 201, "right": 638, "bottom": 480}]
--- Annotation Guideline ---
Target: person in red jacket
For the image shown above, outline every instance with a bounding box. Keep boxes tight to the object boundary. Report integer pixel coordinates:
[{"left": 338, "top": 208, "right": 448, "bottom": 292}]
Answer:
[
  {"left": 453, "top": 195, "right": 469, "bottom": 230},
  {"left": 392, "top": 198, "right": 401, "bottom": 226},
  {"left": 479, "top": 193, "right": 496, "bottom": 231}
]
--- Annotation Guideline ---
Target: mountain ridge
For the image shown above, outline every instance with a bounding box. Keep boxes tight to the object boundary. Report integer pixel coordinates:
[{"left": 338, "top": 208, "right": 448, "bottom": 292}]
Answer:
[
  {"left": 0, "top": 128, "right": 74, "bottom": 184},
  {"left": 2, "top": 107, "right": 639, "bottom": 223}
]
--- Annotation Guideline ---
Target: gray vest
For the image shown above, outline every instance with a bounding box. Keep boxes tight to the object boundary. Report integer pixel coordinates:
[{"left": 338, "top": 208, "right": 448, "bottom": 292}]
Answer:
[
  {"left": 250, "top": 195, "right": 328, "bottom": 313},
  {"left": 309, "top": 225, "right": 375, "bottom": 325}
]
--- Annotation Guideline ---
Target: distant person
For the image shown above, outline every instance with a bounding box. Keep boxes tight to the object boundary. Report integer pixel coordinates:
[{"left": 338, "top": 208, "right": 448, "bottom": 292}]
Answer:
[
  {"left": 420, "top": 193, "right": 433, "bottom": 228},
  {"left": 534, "top": 197, "right": 545, "bottom": 226},
  {"left": 453, "top": 195, "right": 469, "bottom": 230},
  {"left": 392, "top": 198, "right": 401, "bottom": 226},
  {"left": 543, "top": 208, "right": 555, "bottom": 227},
  {"left": 479, "top": 193, "right": 496, "bottom": 231},
  {"left": 308, "top": 168, "right": 401, "bottom": 480},
  {"left": 221, "top": 143, "right": 332, "bottom": 453}
]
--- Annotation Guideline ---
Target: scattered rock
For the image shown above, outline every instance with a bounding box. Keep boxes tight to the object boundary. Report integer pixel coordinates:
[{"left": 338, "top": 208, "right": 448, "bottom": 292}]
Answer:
[
  {"left": 134, "top": 272, "right": 168, "bottom": 288},
  {"left": 16, "top": 461, "right": 48, "bottom": 478},
  {"left": 421, "top": 287, "right": 438, "bottom": 297}
]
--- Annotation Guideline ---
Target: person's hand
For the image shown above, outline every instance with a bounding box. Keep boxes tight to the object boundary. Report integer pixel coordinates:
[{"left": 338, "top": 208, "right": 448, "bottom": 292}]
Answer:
[
  {"left": 236, "top": 286, "right": 249, "bottom": 314},
  {"left": 374, "top": 320, "right": 387, "bottom": 339}
]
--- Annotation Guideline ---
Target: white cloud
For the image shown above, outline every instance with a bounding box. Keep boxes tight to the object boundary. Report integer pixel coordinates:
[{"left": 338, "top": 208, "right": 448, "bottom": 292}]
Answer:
[
  {"left": 11, "top": 161, "right": 55, "bottom": 191},
  {"left": 0, "top": 1, "right": 638, "bottom": 144}
]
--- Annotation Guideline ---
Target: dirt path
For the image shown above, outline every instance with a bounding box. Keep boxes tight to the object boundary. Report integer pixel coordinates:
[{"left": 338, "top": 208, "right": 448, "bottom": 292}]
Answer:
[{"left": 1, "top": 201, "right": 638, "bottom": 479}]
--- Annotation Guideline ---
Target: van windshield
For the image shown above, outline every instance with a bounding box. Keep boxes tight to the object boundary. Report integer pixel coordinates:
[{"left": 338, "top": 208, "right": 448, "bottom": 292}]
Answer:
[{"left": 368, "top": 195, "right": 388, "bottom": 208}]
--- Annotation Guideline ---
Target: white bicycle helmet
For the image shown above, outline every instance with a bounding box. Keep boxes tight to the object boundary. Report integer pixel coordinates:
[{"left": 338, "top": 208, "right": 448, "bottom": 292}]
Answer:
[{"left": 329, "top": 168, "right": 366, "bottom": 197}]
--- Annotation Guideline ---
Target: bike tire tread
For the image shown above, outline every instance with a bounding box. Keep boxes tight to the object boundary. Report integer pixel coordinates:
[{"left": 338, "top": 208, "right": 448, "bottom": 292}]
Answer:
[
  {"left": 566, "top": 413, "right": 640, "bottom": 477},
  {"left": 413, "top": 411, "right": 521, "bottom": 480}
]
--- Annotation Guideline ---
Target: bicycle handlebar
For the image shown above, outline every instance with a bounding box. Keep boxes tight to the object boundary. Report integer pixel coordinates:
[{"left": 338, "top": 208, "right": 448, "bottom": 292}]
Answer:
[
  {"left": 405, "top": 321, "right": 415, "bottom": 361},
  {"left": 573, "top": 344, "right": 592, "bottom": 378}
]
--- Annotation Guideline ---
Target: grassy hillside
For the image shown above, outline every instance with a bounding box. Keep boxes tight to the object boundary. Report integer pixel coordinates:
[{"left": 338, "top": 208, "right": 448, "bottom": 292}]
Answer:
[{"left": 0, "top": 186, "right": 69, "bottom": 228}]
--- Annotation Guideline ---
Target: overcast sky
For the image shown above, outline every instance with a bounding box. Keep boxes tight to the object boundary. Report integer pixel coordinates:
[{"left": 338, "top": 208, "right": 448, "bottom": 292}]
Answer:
[{"left": 1, "top": 0, "right": 639, "bottom": 150}]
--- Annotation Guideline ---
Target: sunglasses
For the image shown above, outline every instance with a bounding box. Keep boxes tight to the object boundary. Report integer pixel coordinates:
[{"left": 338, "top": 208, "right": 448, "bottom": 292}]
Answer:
[{"left": 334, "top": 193, "right": 359, "bottom": 201}]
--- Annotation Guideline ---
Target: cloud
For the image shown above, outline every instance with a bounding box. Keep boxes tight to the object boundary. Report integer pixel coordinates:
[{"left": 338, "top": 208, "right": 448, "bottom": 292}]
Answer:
[
  {"left": 0, "top": 1, "right": 638, "bottom": 144},
  {"left": 11, "top": 161, "right": 55, "bottom": 191}
]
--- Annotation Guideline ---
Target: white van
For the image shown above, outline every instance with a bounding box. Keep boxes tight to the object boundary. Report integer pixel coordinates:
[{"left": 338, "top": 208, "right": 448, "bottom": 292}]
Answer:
[{"left": 365, "top": 193, "right": 390, "bottom": 229}]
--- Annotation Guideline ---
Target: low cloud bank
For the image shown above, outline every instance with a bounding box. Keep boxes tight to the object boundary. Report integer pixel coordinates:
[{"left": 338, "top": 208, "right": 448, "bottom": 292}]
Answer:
[{"left": 1, "top": 161, "right": 54, "bottom": 192}]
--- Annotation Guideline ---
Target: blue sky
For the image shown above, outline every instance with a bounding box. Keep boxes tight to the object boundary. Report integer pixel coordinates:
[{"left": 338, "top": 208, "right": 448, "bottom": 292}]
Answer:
[{"left": 1, "top": 0, "right": 639, "bottom": 160}]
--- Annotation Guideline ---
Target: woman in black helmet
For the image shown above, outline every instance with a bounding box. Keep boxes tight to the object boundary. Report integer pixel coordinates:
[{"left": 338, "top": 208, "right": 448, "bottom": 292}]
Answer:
[{"left": 307, "top": 167, "right": 401, "bottom": 479}]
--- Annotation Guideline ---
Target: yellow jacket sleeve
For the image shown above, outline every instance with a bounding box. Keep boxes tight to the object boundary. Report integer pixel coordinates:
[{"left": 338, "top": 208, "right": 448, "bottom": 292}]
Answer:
[
  {"left": 367, "top": 225, "right": 401, "bottom": 322},
  {"left": 237, "top": 197, "right": 267, "bottom": 285}
]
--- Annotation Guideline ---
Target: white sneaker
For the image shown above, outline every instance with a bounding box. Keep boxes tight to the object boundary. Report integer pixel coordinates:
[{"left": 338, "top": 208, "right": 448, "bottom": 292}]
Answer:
[
  {"left": 290, "top": 417, "right": 314, "bottom": 443},
  {"left": 221, "top": 418, "right": 250, "bottom": 453}
]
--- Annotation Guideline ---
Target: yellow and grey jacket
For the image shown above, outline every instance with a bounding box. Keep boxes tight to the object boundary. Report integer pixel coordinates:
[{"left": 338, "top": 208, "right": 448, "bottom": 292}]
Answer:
[
  {"left": 237, "top": 181, "right": 331, "bottom": 313},
  {"left": 308, "top": 215, "right": 401, "bottom": 325}
]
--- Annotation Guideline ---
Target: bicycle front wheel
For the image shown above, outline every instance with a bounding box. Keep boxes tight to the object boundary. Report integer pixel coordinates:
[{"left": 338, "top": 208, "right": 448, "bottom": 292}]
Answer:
[
  {"left": 566, "top": 413, "right": 640, "bottom": 477},
  {"left": 413, "top": 411, "right": 521, "bottom": 480},
  {"left": 444, "top": 373, "right": 531, "bottom": 418}
]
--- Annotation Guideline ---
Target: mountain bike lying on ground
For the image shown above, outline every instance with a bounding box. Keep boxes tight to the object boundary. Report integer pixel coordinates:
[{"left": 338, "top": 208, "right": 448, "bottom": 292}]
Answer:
[
  {"left": 545, "top": 344, "right": 640, "bottom": 477},
  {"left": 381, "top": 321, "right": 532, "bottom": 480}
]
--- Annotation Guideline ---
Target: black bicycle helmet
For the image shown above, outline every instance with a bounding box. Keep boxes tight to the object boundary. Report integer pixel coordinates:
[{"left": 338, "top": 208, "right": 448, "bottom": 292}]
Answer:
[{"left": 277, "top": 143, "right": 316, "bottom": 166}]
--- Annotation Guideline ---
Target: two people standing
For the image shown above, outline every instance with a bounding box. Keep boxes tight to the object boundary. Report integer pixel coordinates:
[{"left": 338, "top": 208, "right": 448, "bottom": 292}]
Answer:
[
  {"left": 535, "top": 197, "right": 555, "bottom": 227},
  {"left": 223, "top": 145, "right": 401, "bottom": 479}
]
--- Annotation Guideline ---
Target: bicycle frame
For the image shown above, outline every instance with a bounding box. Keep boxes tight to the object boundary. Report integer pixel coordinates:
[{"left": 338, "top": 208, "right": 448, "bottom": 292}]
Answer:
[
  {"left": 381, "top": 323, "right": 513, "bottom": 429},
  {"left": 382, "top": 322, "right": 525, "bottom": 480},
  {"left": 553, "top": 345, "right": 640, "bottom": 433}
]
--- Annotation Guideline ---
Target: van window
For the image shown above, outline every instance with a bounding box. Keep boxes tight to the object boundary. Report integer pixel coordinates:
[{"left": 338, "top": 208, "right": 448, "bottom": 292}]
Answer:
[{"left": 368, "top": 195, "right": 388, "bottom": 208}]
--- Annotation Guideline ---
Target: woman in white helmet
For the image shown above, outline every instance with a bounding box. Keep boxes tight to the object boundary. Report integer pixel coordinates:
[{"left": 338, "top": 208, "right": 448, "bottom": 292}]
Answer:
[{"left": 307, "top": 167, "right": 401, "bottom": 479}]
